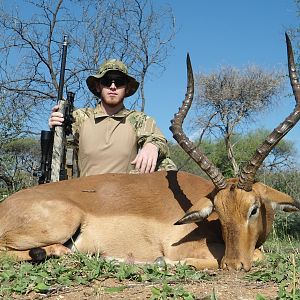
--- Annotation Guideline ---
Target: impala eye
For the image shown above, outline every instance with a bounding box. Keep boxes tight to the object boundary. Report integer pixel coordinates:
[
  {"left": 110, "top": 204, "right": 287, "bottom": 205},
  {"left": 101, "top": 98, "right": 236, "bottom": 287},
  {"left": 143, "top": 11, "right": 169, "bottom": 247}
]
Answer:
[
  {"left": 251, "top": 207, "right": 258, "bottom": 216},
  {"left": 249, "top": 205, "right": 259, "bottom": 218}
]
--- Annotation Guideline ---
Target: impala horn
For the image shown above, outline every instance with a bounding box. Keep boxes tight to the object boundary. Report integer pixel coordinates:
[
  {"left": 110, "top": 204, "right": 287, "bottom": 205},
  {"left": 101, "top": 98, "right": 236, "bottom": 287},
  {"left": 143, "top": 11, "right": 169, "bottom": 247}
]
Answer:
[
  {"left": 238, "top": 33, "right": 300, "bottom": 191},
  {"left": 170, "top": 54, "right": 227, "bottom": 191}
]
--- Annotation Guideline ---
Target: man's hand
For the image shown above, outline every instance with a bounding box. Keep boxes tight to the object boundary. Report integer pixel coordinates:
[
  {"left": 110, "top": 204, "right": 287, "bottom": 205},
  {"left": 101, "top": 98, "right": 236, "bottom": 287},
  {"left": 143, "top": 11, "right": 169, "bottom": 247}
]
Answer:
[
  {"left": 131, "top": 143, "right": 159, "bottom": 173},
  {"left": 49, "top": 104, "right": 64, "bottom": 128}
]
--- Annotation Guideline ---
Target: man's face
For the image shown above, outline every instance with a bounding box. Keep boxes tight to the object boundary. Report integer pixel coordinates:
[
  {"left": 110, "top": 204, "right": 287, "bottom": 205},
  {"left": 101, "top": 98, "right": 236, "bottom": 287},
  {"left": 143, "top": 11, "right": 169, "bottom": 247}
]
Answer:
[{"left": 96, "top": 71, "right": 127, "bottom": 107}]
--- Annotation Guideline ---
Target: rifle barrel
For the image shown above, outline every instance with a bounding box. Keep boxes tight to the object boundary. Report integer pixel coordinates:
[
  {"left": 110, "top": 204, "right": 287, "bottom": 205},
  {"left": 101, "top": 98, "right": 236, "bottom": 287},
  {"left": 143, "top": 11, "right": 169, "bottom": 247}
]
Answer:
[{"left": 57, "top": 35, "right": 68, "bottom": 102}]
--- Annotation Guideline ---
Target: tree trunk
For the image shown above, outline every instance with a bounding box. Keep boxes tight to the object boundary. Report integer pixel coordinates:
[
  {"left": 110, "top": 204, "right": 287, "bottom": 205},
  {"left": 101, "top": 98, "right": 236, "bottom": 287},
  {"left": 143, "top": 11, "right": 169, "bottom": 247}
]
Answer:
[{"left": 224, "top": 136, "right": 240, "bottom": 177}]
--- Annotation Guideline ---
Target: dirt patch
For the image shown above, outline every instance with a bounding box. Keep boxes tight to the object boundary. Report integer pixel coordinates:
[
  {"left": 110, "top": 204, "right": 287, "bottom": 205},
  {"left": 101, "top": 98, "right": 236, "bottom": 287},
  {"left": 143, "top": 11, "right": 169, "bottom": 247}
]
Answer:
[{"left": 16, "top": 269, "right": 278, "bottom": 300}]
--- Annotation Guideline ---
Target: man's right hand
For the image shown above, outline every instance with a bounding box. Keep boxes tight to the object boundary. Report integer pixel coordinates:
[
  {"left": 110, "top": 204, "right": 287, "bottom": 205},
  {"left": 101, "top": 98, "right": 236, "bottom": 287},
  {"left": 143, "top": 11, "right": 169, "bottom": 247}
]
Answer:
[{"left": 48, "top": 104, "right": 64, "bottom": 128}]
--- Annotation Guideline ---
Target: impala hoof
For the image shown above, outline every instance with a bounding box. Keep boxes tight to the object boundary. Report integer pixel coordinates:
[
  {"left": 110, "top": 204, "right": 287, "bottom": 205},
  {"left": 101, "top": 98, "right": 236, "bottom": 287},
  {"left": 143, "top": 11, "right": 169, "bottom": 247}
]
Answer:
[{"left": 29, "top": 247, "right": 46, "bottom": 262}]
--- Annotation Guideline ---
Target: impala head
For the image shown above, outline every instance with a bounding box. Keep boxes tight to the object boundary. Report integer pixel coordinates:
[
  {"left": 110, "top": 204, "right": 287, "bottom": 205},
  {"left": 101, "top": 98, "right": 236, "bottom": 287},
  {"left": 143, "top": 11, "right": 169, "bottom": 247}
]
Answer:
[
  {"left": 213, "top": 180, "right": 298, "bottom": 271},
  {"left": 170, "top": 34, "right": 300, "bottom": 271}
]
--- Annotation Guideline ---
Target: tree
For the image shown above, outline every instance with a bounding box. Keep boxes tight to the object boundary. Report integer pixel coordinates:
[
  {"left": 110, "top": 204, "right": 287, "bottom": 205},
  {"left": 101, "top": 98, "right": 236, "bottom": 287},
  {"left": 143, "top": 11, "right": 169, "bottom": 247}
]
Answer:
[
  {"left": 0, "top": 0, "right": 175, "bottom": 186},
  {"left": 0, "top": 138, "right": 39, "bottom": 193},
  {"left": 170, "top": 129, "right": 297, "bottom": 178},
  {"left": 192, "top": 65, "right": 284, "bottom": 176},
  {"left": 0, "top": 91, "right": 37, "bottom": 191},
  {"left": 0, "top": 0, "right": 175, "bottom": 111},
  {"left": 106, "top": 0, "right": 176, "bottom": 111}
]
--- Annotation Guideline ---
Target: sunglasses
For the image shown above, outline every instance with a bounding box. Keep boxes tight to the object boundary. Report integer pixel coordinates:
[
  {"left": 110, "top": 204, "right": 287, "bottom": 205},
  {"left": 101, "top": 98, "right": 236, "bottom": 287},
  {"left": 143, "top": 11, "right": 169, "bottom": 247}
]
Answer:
[{"left": 100, "top": 76, "right": 127, "bottom": 88}]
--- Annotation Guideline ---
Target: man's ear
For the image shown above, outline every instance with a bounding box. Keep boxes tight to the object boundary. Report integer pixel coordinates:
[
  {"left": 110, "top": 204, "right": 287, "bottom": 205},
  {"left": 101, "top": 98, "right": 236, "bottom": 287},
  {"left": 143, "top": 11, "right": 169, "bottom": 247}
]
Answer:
[
  {"left": 174, "top": 197, "right": 214, "bottom": 225},
  {"left": 96, "top": 81, "right": 102, "bottom": 93}
]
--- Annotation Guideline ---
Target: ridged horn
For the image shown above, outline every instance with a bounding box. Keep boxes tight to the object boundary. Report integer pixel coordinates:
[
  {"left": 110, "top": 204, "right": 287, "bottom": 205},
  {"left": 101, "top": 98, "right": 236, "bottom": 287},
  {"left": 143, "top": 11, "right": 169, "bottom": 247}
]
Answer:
[
  {"left": 238, "top": 33, "right": 300, "bottom": 191},
  {"left": 170, "top": 54, "right": 227, "bottom": 190}
]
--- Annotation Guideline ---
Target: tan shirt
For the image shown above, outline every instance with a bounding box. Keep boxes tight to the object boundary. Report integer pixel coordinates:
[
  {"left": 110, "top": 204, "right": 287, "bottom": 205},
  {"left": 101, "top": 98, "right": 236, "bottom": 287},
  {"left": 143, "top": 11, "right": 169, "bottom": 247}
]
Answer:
[{"left": 72, "top": 104, "right": 176, "bottom": 176}]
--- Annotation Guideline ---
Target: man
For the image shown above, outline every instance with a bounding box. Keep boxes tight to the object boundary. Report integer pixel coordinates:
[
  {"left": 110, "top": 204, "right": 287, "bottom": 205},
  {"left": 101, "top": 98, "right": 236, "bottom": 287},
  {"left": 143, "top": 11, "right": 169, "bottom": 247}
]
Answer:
[{"left": 49, "top": 59, "right": 176, "bottom": 176}]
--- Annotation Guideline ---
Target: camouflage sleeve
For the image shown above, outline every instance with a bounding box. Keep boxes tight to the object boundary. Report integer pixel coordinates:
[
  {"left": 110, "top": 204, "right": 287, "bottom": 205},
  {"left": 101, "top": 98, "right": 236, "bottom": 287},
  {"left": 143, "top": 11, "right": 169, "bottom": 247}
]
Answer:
[
  {"left": 71, "top": 107, "right": 95, "bottom": 145},
  {"left": 128, "top": 112, "right": 177, "bottom": 171},
  {"left": 72, "top": 108, "right": 94, "bottom": 138},
  {"left": 129, "top": 112, "right": 168, "bottom": 159}
]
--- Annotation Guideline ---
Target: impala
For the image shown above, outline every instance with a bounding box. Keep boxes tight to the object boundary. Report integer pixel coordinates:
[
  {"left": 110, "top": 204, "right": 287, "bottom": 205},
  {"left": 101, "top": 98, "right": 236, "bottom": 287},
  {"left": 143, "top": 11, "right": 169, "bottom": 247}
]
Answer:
[{"left": 0, "top": 34, "right": 299, "bottom": 271}]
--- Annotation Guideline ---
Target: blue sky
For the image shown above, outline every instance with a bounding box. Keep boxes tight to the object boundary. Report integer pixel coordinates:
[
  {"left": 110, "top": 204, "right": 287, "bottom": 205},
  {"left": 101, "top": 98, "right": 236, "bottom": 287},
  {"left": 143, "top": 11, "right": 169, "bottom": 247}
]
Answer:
[{"left": 139, "top": 0, "right": 300, "bottom": 162}]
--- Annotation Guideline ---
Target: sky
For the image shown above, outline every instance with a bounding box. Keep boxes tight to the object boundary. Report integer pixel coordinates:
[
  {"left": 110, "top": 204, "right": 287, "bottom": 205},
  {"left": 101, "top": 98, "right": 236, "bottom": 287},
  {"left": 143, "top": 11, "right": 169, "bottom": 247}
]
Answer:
[
  {"left": 140, "top": 0, "right": 300, "bottom": 162},
  {"left": 9, "top": 0, "right": 299, "bottom": 162}
]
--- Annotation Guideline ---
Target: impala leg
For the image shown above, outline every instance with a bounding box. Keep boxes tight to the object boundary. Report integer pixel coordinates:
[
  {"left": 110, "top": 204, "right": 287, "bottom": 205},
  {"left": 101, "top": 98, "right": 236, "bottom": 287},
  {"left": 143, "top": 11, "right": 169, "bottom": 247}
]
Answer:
[
  {"left": 1, "top": 243, "right": 72, "bottom": 262},
  {"left": 253, "top": 248, "right": 265, "bottom": 262},
  {"left": 0, "top": 199, "right": 84, "bottom": 256},
  {"left": 195, "top": 252, "right": 264, "bottom": 270},
  {"left": 0, "top": 249, "right": 33, "bottom": 261},
  {"left": 160, "top": 257, "right": 219, "bottom": 270},
  {"left": 181, "top": 257, "right": 219, "bottom": 270}
]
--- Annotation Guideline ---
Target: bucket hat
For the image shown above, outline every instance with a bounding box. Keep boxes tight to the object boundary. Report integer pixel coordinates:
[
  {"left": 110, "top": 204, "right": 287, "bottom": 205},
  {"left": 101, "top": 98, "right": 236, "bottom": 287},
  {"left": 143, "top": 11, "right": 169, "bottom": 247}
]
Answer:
[{"left": 86, "top": 59, "right": 139, "bottom": 98}]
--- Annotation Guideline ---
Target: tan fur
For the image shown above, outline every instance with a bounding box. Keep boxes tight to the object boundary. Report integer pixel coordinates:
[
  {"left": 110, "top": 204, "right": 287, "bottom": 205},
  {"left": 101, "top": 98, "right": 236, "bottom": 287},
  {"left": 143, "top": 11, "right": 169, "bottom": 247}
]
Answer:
[{"left": 0, "top": 171, "right": 298, "bottom": 271}]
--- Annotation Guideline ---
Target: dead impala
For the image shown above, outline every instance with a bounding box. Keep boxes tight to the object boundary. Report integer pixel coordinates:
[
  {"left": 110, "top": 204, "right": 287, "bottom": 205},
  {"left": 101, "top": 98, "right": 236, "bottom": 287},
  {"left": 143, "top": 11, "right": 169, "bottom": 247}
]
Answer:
[{"left": 0, "top": 34, "right": 299, "bottom": 271}]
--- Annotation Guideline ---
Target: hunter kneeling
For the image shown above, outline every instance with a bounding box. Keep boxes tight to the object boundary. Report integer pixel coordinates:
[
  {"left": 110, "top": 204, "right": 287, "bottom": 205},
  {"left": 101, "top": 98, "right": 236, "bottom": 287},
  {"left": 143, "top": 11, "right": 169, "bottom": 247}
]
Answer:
[{"left": 49, "top": 59, "right": 177, "bottom": 176}]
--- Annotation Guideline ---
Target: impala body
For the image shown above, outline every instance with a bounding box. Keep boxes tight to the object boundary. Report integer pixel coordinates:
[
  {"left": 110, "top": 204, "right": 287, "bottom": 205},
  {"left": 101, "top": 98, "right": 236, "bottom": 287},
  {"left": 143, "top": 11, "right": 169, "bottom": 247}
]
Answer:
[
  {"left": 0, "top": 34, "right": 299, "bottom": 271},
  {"left": 1, "top": 170, "right": 297, "bottom": 271}
]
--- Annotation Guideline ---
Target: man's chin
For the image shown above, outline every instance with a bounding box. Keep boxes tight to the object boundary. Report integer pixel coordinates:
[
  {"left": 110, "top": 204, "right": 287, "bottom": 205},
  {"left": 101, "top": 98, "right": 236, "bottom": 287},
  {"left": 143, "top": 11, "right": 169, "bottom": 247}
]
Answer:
[
  {"left": 101, "top": 99, "right": 124, "bottom": 108},
  {"left": 104, "top": 102, "right": 121, "bottom": 107}
]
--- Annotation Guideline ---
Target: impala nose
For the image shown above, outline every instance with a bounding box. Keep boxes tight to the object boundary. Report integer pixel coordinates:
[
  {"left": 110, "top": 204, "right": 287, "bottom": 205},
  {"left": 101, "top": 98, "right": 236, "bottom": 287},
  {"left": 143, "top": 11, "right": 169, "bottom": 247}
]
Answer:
[{"left": 221, "top": 258, "right": 251, "bottom": 271}]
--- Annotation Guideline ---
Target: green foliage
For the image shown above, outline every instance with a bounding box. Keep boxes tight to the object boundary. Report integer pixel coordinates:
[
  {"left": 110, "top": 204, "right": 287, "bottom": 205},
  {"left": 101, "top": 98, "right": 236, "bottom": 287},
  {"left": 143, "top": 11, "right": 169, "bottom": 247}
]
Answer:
[
  {"left": 256, "top": 295, "right": 267, "bottom": 300},
  {"left": 271, "top": 212, "right": 300, "bottom": 240},
  {"left": 2, "top": 138, "right": 39, "bottom": 154},
  {"left": 0, "top": 189, "right": 9, "bottom": 202},
  {"left": 172, "top": 263, "right": 212, "bottom": 281},
  {"left": 0, "top": 235, "right": 299, "bottom": 299},
  {"left": 151, "top": 282, "right": 195, "bottom": 300},
  {"left": 0, "top": 254, "right": 212, "bottom": 298},
  {"left": 169, "top": 141, "right": 206, "bottom": 176},
  {"left": 170, "top": 128, "right": 296, "bottom": 178},
  {"left": 246, "top": 212, "right": 300, "bottom": 300},
  {"left": 277, "top": 286, "right": 300, "bottom": 300},
  {"left": 246, "top": 253, "right": 296, "bottom": 283},
  {"left": 246, "top": 252, "right": 300, "bottom": 299},
  {"left": 0, "top": 137, "right": 39, "bottom": 192}
]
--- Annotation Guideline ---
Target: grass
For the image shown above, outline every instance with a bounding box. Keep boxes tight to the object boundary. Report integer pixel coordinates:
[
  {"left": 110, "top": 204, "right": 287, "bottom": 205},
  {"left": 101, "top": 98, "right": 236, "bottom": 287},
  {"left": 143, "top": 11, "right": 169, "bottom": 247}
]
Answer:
[
  {"left": 0, "top": 192, "right": 9, "bottom": 202},
  {"left": 0, "top": 212, "right": 299, "bottom": 299},
  {"left": 242, "top": 211, "right": 300, "bottom": 300},
  {"left": 0, "top": 253, "right": 212, "bottom": 299},
  {"left": 244, "top": 211, "right": 300, "bottom": 300},
  {"left": 245, "top": 251, "right": 300, "bottom": 299}
]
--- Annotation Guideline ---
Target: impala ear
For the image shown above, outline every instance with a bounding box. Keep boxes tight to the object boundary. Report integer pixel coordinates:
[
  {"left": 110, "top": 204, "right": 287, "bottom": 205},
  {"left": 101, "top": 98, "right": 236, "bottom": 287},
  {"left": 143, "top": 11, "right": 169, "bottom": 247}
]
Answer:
[
  {"left": 253, "top": 182, "right": 300, "bottom": 212},
  {"left": 174, "top": 197, "right": 214, "bottom": 225},
  {"left": 273, "top": 203, "right": 299, "bottom": 212}
]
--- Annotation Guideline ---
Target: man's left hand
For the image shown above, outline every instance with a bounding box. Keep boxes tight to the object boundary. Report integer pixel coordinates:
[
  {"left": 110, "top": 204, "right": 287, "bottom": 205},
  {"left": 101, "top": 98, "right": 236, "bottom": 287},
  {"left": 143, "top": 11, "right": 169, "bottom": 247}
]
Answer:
[{"left": 131, "top": 143, "right": 158, "bottom": 173}]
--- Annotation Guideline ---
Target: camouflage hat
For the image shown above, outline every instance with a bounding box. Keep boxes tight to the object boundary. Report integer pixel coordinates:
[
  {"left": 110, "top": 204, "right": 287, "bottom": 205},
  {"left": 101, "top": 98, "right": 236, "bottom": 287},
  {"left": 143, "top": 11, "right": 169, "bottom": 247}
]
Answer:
[{"left": 86, "top": 59, "right": 139, "bottom": 98}]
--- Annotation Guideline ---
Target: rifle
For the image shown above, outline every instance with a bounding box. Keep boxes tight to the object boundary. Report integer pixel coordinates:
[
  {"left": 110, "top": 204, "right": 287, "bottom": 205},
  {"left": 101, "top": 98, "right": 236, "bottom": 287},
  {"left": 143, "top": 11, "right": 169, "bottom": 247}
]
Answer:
[
  {"left": 34, "top": 36, "right": 75, "bottom": 184},
  {"left": 35, "top": 130, "right": 54, "bottom": 184}
]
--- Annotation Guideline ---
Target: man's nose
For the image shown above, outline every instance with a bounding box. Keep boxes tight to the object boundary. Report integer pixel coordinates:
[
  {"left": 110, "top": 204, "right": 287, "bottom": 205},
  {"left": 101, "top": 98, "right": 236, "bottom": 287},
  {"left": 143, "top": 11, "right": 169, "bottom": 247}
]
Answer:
[{"left": 110, "top": 80, "right": 116, "bottom": 89}]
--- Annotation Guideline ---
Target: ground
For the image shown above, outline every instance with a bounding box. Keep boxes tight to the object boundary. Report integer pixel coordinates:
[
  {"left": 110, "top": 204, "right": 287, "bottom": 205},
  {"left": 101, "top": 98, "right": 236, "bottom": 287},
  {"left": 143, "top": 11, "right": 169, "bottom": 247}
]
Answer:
[{"left": 15, "top": 269, "right": 278, "bottom": 300}]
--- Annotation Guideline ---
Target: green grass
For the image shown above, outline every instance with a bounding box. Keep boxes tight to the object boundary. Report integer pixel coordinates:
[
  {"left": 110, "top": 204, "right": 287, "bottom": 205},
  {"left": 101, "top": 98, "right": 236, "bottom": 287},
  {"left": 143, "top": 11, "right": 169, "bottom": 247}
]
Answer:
[
  {"left": 245, "top": 211, "right": 300, "bottom": 300},
  {"left": 0, "top": 253, "right": 212, "bottom": 299}
]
